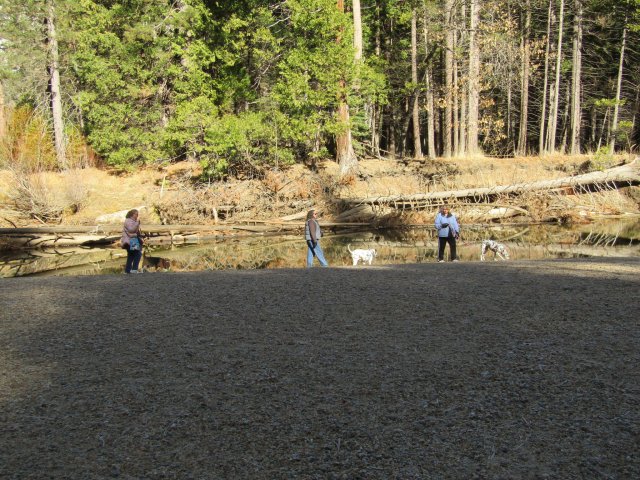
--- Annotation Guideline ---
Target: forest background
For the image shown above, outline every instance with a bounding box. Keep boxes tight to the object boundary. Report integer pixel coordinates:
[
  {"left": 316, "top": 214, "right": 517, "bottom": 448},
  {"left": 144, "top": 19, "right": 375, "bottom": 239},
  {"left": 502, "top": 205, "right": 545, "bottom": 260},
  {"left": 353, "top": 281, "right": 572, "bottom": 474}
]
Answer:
[{"left": 1, "top": 0, "right": 639, "bottom": 226}]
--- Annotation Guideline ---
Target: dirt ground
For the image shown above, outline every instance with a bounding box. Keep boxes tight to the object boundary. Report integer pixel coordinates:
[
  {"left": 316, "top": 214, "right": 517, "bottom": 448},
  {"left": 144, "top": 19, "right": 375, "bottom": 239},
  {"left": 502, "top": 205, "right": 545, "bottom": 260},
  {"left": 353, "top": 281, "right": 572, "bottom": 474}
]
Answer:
[{"left": 1, "top": 258, "right": 638, "bottom": 479}]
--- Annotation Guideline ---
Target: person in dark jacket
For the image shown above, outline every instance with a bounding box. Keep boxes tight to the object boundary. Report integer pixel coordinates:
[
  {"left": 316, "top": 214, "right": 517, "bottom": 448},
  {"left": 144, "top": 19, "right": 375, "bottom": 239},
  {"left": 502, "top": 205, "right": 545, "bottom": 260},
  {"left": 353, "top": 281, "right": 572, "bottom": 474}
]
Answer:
[
  {"left": 434, "top": 205, "right": 460, "bottom": 262},
  {"left": 304, "top": 209, "right": 329, "bottom": 267}
]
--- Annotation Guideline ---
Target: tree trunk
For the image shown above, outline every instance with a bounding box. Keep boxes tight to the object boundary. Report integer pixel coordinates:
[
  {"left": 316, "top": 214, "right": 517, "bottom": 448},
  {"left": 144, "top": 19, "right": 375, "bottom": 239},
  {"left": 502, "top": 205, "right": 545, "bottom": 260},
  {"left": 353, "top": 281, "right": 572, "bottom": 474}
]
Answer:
[
  {"left": 507, "top": 81, "right": 513, "bottom": 144},
  {"left": 570, "top": 0, "right": 583, "bottom": 155},
  {"left": 598, "top": 107, "right": 609, "bottom": 150},
  {"left": 517, "top": 0, "right": 531, "bottom": 156},
  {"left": 336, "top": 0, "right": 357, "bottom": 174},
  {"left": 547, "top": 0, "right": 564, "bottom": 153},
  {"left": 589, "top": 105, "right": 596, "bottom": 147},
  {"left": 371, "top": 2, "right": 382, "bottom": 157},
  {"left": 353, "top": 0, "right": 363, "bottom": 62},
  {"left": 444, "top": 0, "right": 454, "bottom": 158},
  {"left": 423, "top": 8, "right": 436, "bottom": 158},
  {"left": 610, "top": 18, "right": 627, "bottom": 153},
  {"left": 453, "top": 24, "right": 460, "bottom": 157},
  {"left": 561, "top": 81, "right": 571, "bottom": 153},
  {"left": 388, "top": 105, "right": 396, "bottom": 159},
  {"left": 0, "top": 81, "right": 5, "bottom": 142},
  {"left": 426, "top": 71, "right": 436, "bottom": 158},
  {"left": 46, "top": 0, "right": 66, "bottom": 169},
  {"left": 411, "top": 9, "right": 423, "bottom": 159},
  {"left": 467, "top": 0, "right": 480, "bottom": 156},
  {"left": 539, "top": 0, "right": 553, "bottom": 154},
  {"left": 632, "top": 84, "right": 640, "bottom": 149},
  {"left": 458, "top": 0, "right": 467, "bottom": 156}
]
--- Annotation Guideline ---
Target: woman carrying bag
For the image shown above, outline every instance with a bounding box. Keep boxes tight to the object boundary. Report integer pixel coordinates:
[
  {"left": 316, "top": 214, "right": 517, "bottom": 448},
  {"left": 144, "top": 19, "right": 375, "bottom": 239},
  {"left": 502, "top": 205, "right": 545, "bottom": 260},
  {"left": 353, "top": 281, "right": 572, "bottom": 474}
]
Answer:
[{"left": 121, "top": 209, "right": 144, "bottom": 274}]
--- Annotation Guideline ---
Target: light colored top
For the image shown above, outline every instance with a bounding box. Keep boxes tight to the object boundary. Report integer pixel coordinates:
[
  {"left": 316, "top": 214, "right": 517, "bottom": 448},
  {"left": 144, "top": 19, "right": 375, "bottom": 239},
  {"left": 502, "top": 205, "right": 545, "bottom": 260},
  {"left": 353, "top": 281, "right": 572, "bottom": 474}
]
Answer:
[
  {"left": 435, "top": 212, "right": 460, "bottom": 238},
  {"left": 120, "top": 218, "right": 140, "bottom": 247}
]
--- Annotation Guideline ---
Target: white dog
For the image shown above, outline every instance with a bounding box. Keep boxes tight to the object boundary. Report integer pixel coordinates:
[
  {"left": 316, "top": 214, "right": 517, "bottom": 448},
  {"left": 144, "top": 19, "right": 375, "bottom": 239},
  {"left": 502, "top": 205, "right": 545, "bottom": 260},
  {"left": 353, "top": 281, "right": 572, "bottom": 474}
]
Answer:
[
  {"left": 480, "top": 240, "right": 510, "bottom": 261},
  {"left": 347, "top": 244, "right": 377, "bottom": 266}
]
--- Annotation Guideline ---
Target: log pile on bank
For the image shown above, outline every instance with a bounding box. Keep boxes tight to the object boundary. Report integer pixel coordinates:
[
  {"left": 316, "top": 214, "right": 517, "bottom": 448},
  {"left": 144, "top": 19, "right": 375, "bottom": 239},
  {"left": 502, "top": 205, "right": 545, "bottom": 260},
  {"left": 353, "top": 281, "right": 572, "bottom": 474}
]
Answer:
[
  {"left": 336, "top": 159, "right": 640, "bottom": 222},
  {"left": 1, "top": 160, "right": 638, "bottom": 250}
]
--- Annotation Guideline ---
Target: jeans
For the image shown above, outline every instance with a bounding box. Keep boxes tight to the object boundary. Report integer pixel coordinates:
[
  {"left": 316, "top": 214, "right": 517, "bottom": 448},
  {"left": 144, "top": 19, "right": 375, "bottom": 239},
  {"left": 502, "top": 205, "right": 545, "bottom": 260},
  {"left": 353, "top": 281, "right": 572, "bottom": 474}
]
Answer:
[
  {"left": 124, "top": 247, "right": 142, "bottom": 273},
  {"left": 438, "top": 236, "right": 457, "bottom": 261},
  {"left": 307, "top": 240, "right": 329, "bottom": 267}
]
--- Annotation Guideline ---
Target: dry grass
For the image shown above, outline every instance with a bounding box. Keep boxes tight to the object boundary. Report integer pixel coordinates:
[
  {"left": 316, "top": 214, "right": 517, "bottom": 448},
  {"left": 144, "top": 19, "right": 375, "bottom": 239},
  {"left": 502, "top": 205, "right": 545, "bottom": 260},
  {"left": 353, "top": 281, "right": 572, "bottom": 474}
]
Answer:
[{"left": 0, "top": 154, "right": 637, "bottom": 227}]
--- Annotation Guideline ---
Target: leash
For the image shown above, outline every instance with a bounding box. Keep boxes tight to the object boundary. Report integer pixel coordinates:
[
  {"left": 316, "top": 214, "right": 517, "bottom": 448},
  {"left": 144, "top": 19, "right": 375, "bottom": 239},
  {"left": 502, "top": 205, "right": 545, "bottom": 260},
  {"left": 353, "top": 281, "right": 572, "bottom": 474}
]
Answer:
[{"left": 306, "top": 239, "right": 317, "bottom": 257}]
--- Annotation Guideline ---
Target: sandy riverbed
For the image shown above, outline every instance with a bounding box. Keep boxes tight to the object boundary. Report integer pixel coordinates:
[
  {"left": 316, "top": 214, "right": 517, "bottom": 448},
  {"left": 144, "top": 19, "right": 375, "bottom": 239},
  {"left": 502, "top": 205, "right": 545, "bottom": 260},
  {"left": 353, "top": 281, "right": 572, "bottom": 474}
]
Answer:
[{"left": 1, "top": 258, "right": 639, "bottom": 479}]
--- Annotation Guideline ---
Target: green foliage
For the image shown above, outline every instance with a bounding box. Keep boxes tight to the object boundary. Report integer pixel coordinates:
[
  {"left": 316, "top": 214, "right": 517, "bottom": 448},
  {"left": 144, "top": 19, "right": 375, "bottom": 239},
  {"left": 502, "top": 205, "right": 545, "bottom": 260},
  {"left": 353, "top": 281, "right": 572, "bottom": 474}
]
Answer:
[
  {"left": 616, "top": 120, "right": 634, "bottom": 149},
  {"left": 593, "top": 146, "right": 615, "bottom": 170},
  {"left": 594, "top": 98, "right": 620, "bottom": 109},
  {"left": 199, "top": 110, "right": 298, "bottom": 180},
  {"left": 3, "top": 0, "right": 638, "bottom": 173}
]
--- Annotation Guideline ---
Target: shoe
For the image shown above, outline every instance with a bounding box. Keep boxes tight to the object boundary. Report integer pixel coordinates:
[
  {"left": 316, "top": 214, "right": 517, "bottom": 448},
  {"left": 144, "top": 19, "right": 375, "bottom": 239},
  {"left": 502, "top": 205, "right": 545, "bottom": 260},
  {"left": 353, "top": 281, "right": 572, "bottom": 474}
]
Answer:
[
  {"left": 438, "top": 260, "right": 444, "bottom": 263},
  {"left": 130, "top": 270, "right": 143, "bottom": 274},
  {"left": 453, "top": 259, "right": 459, "bottom": 262}
]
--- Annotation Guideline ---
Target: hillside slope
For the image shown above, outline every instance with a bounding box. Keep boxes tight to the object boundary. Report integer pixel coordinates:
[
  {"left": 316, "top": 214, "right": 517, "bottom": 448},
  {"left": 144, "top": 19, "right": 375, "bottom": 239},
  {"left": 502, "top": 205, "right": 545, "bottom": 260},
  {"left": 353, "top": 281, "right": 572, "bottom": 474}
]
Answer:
[{"left": 1, "top": 155, "right": 638, "bottom": 228}]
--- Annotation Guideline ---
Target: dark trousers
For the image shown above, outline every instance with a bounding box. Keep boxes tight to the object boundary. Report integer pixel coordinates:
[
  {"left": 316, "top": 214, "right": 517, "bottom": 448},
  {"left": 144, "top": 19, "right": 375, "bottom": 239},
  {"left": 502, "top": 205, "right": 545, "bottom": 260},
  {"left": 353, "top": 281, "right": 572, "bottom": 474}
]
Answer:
[
  {"left": 438, "top": 236, "right": 457, "bottom": 261},
  {"left": 124, "top": 247, "right": 142, "bottom": 273}
]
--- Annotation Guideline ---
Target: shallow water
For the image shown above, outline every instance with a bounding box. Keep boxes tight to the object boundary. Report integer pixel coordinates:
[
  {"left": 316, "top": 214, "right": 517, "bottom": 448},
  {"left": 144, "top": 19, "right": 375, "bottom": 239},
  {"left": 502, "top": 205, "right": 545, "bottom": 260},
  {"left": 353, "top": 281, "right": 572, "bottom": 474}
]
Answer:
[{"left": 1, "top": 219, "right": 639, "bottom": 278}]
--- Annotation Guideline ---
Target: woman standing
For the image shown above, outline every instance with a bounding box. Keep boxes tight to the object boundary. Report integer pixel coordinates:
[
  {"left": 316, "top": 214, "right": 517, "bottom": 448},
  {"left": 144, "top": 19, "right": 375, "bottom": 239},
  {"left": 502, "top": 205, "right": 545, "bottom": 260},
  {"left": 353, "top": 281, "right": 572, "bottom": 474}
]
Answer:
[
  {"left": 305, "top": 209, "right": 329, "bottom": 267},
  {"left": 435, "top": 205, "right": 460, "bottom": 262},
  {"left": 121, "top": 209, "right": 143, "bottom": 273}
]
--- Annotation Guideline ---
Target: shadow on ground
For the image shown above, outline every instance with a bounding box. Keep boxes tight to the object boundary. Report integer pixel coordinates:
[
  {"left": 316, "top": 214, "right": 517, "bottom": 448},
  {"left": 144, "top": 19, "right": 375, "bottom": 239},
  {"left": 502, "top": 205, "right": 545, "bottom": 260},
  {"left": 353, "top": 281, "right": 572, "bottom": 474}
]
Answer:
[{"left": 1, "top": 258, "right": 638, "bottom": 479}]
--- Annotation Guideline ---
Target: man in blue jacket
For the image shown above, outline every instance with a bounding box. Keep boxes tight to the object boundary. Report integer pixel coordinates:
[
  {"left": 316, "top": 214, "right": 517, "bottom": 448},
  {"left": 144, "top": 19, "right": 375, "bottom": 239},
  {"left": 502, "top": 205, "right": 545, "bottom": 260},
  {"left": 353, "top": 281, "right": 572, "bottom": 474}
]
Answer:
[{"left": 435, "top": 205, "right": 460, "bottom": 262}]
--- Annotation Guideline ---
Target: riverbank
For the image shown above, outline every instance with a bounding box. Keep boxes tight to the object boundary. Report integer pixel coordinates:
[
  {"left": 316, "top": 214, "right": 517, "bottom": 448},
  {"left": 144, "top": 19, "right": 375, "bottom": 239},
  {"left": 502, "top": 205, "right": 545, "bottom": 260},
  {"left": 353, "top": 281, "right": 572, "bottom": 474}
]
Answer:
[
  {"left": 1, "top": 154, "right": 639, "bottom": 230},
  {"left": 1, "top": 258, "right": 638, "bottom": 478}
]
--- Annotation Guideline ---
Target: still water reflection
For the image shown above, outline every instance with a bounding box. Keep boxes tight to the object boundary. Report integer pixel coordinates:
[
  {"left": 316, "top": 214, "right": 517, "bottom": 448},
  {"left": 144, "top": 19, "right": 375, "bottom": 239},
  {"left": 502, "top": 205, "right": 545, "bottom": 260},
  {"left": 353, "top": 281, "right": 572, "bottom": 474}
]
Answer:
[{"left": 2, "top": 219, "right": 639, "bottom": 278}]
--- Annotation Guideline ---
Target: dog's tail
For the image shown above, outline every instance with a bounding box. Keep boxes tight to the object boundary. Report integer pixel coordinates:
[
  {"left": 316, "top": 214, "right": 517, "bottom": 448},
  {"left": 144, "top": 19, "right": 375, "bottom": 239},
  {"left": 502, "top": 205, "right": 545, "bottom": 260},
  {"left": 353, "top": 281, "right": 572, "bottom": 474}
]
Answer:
[{"left": 347, "top": 243, "right": 353, "bottom": 253}]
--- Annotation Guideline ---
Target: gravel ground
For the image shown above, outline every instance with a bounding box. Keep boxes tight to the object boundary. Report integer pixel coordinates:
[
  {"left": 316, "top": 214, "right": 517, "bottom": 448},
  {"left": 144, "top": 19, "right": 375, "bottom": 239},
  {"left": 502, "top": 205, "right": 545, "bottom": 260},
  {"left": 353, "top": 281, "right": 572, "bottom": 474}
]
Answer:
[{"left": 1, "top": 258, "right": 639, "bottom": 479}]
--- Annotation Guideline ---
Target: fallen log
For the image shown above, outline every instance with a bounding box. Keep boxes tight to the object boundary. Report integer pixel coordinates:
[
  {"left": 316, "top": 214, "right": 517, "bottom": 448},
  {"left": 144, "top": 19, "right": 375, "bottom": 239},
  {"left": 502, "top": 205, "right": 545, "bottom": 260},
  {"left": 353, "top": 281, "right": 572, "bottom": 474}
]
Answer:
[
  {"left": 95, "top": 205, "right": 147, "bottom": 223},
  {"left": 0, "top": 234, "right": 120, "bottom": 249},
  {"left": 0, "top": 220, "right": 372, "bottom": 250},
  {"left": 342, "top": 158, "right": 640, "bottom": 207}
]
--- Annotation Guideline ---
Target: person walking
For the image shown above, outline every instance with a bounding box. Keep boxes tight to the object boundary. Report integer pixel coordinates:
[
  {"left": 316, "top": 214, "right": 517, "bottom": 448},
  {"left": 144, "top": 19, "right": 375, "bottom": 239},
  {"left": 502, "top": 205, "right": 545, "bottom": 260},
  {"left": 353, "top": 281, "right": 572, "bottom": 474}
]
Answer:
[
  {"left": 121, "top": 208, "right": 144, "bottom": 273},
  {"left": 305, "top": 209, "right": 329, "bottom": 267},
  {"left": 435, "top": 205, "right": 460, "bottom": 262}
]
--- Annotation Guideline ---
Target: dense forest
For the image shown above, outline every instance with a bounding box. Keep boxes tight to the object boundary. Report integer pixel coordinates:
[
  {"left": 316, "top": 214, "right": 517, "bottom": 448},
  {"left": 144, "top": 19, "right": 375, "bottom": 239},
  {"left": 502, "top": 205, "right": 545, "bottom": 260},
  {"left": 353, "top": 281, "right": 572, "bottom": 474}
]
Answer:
[{"left": 1, "top": 0, "right": 639, "bottom": 179}]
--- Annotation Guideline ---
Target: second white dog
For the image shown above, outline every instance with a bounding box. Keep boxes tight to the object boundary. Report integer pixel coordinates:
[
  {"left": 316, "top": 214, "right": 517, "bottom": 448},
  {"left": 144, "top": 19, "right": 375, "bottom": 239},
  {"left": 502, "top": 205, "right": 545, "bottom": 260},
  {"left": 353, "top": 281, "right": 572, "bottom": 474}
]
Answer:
[
  {"left": 480, "top": 239, "right": 510, "bottom": 261},
  {"left": 347, "top": 244, "right": 377, "bottom": 266}
]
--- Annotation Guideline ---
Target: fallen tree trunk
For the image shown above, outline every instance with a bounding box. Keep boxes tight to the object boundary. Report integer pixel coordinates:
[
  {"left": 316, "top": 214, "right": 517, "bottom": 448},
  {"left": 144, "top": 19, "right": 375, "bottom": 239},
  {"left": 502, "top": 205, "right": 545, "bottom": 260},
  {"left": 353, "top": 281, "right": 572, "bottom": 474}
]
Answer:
[
  {"left": 0, "top": 220, "right": 371, "bottom": 250},
  {"left": 0, "top": 234, "right": 121, "bottom": 249},
  {"left": 342, "top": 158, "right": 640, "bottom": 207}
]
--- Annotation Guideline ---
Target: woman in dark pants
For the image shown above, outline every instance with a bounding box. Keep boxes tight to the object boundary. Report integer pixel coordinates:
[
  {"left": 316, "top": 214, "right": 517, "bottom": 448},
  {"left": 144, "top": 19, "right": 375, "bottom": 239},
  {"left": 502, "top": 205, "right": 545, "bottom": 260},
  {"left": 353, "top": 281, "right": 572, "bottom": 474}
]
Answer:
[
  {"left": 120, "top": 209, "right": 143, "bottom": 273},
  {"left": 434, "top": 205, "right": 460, "bottom": 262}
]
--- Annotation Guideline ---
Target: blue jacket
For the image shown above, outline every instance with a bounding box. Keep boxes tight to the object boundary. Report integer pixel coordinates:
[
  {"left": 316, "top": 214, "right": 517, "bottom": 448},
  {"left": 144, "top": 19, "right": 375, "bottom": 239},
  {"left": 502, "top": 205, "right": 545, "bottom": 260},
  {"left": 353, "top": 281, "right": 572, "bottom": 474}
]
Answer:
[{"left": 435, "top": 212, "right": 460, "bottom": 238}]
